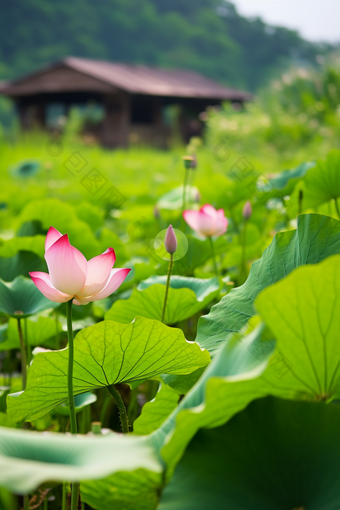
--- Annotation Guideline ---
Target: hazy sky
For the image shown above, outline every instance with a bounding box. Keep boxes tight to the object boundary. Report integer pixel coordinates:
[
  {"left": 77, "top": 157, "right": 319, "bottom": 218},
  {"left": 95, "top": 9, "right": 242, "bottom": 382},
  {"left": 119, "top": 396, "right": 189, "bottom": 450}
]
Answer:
[{"left": 231, "top": 0, "right": 340, "bottom": 43}]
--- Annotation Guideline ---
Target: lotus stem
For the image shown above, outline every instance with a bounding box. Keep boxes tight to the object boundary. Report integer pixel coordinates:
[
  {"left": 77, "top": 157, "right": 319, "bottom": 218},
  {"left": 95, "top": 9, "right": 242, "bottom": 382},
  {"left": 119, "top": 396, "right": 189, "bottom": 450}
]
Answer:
[
  {"left": 298, "top": 189, "right": 303, "bottom": 215},
  {"left": 182, "top": 168, "right": 190, "bottom": 214},
  {"left": 240, "top": 219, "right": 248, "bottom": 284},
  {"left": 61, "top": 483, "right": 67, "bottom": 510},
  {"left": 334, "top": 198, "right": 340, "bottom": 219},
  {"left": 161, "top": 253, "right": 174, "bottom": 323},
  {"left": 17, "top": 318, "right": 27, "bottom": 390},
  {"left": 66, "top": 299, "right": 80, "bottom": 510},
  {"left": 208, "top": 237, "right": 219, "bottom": 280},
  {"left": 23, "top": 494, "right": 29, "bottom": 510},
  {"left": 107, "top": 384, "right": 129, "bottom": 433}
]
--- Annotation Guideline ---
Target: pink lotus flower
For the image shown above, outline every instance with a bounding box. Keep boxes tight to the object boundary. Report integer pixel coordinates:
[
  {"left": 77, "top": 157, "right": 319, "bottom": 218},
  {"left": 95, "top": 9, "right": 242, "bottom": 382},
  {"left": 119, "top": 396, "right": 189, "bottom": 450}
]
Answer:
[
  {"left": 29, "top": 227, "right": 130, "bottom": 305},
  {"left": 183, "top": 204, "right": 228, "bottom": 238}
]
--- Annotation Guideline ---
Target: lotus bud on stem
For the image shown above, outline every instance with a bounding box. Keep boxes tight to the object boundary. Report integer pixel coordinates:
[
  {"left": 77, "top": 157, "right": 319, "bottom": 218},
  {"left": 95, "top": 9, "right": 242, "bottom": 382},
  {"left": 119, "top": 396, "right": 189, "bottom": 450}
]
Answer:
[
  {"left": 162, "top": 226, "right": 177, "bottom": 323},
  {"left": 164, "top": 225, "right": 177, "bottom": 255},
  {"left": 242, "top": 200, "right": 252, "bottom": 220},
  {"left": 182, "top": 155, "right": 194, "bottom": 215}
]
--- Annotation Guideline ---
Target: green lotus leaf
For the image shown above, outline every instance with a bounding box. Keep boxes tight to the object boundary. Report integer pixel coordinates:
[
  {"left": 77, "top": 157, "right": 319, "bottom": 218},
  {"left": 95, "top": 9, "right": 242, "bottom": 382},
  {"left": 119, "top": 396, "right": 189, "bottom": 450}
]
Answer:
[
  {"left": 0, "top": 251, "right": 46, "bottom": 281},
  {"left": 161, "top": 255, "right": 340, "bottom": 475},
  {"left": 0, "top": 426, "right": 162, "bottom": 494},
  {"left": 255, "top": 254, "right": 340, "bottom": 399},
  {"left": 106, "top": 276, "right": 219, "bottom": 325},
  {"left": 82, "top": 252, "right": 340, "bottom": 509},
  {"left": 53, "top": 392, "right": 97, "bottom": 416},
  {"left": 0, "top": 412, "right": 16, "bottom": 429},
  {"left": 160, "top": 367, "right": 205, "bottom": 394},
  {"left": 0, "top": 486, "right": 16, "bottom": 510},
  {"left": 0, "top": 236, "right": 45, "bottom": 258},
  {"left": 293, "top": 149, "right": 340, "bottom": 210},
  {"left": 74, "top": 202, "right": 104, "bottom": 231},
  {"left": 80, "top": 322, "right": 273, "bottom": 510},
  {"left": 0, "top": 324, "right": 8, "bottom": 346},
  {"left": 157, "top": 185, "right": 199, "bottom": 210},
  {"left": 9, "top": 160, "right": 40, "bottom": 178},
  {"left": 197, "top": 213, "right": 340, "bottom": 354},
  {"left": 18, "top": 198, "right": 104, "bottom": 259},
  {"left": 133, "top": 384, "right": 180, "bottom": 435},
  {"left": 0, "top": 316, "right": 62, "bottom": 352},
  {"left": 197, "top": 172, "right": 257, "bottom": 209},
  {"left": 262, "top": 160, "right": 315, "bottom": 196},
  {"left": 159, "top": 397, "right": 340, "bottom": 510},
  {"left": 0, "top": 276, "right": 59, "bottom": 318},
  {"left": 7, "top": 316, "right": 210, "bottom": 422},
  {"left": 81, "top": 469, "right": 162, "bottom": 510}
]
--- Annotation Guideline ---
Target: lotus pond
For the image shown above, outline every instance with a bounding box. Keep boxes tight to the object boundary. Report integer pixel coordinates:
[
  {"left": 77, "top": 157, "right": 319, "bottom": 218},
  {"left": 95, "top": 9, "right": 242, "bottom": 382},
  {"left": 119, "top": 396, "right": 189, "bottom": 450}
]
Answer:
[{"left": 0, "top": 124, "right": 340, "bottom": 510}]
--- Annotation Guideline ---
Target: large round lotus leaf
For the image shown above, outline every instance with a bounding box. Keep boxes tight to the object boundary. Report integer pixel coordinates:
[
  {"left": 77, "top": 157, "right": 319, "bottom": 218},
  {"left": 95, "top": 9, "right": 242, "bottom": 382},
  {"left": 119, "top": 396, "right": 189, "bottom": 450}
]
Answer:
[
  {"left": 197, "top": 213, "right": 340, "bottom": 354},
  {"left": 0, "top": 251, "right": 46, "bottom": 281},
  {"left": 261, "top": 161, "right": 315, "bottom": 196},
  {"left": 0, "top": 426, "right": 162, "bottom": 494},
  {"left": 7, "top": 316, "right": 209, "bottom": 422},
  {"left": 0, "top": 276, "right": 59, "bottom": 318},
  {"left": 9, "top": 160, "right": 40, "bottom": 178},
  {"left": 106, "top": 276, "right": 219, "bottom": 325},
  {"left": 157, "top": 186, "right": 199, "bottom": 210},
  {"left": 296, "top": 149, "right": 340, "bottom": 210},
  {"left": 160, "top": 397, "right": 340, "bottom": 510},
  {"left": 53, "top": 392, "right": 97, "bottom": 416}
]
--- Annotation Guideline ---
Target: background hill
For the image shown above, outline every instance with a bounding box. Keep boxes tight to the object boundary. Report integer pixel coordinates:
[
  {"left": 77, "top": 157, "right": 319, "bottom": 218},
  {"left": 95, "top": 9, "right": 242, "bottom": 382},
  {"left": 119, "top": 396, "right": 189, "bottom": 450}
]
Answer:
[{"left": 0, "top": 0, "right": 333, "bottom": 91}]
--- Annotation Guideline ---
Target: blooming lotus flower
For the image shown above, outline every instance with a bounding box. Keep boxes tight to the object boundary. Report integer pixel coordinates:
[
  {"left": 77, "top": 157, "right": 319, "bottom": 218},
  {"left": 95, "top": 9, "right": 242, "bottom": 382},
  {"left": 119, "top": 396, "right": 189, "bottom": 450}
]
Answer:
[
  {"left": 183, "top": 204, "right": 228, "bottom": 238},
  {"left": 29, "top": 227, "right": 130, "bottom": 305}
]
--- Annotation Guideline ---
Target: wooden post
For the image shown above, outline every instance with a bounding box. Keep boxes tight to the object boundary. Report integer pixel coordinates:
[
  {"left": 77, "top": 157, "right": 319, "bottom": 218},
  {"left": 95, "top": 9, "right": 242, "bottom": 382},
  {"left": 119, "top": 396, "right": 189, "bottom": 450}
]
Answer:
[{"left": 101, "top": 93, "right": 130, "bottom": 148}]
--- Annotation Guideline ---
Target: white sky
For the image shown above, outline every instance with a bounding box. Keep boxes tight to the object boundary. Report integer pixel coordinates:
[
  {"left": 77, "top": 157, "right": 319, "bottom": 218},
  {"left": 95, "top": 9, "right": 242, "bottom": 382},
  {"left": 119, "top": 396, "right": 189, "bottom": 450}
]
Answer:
[{"left": 230, "top": 0, "right": 340, "bottom": 43}]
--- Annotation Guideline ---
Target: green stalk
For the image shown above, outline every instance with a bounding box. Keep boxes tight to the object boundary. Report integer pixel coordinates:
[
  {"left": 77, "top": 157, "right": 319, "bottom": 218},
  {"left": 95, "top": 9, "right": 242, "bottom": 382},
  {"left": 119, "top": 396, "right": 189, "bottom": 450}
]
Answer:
[
  {"left": 182, "top": 168, "right": 190, "bottom": 214},
  {"left": 208, "top": 237, "right": 219, "bottom": 280},
  {"left": 66, "top": 299, "right": 80, "bottom": 510},
  {"left": 107, "top": 384, "right": 129, "bottom": 433},
  {"left": 55, "top": 310, "right": 60, "bottom": 349},
  {"left": 61, "top": 483, "right": 67, "bottom": 510},
  {"left": 334, "top": 198, "right": 340, "bottom": 219},
  {"left": 17, "top": 318, "right": 27, "bottom": 390},
  {"left": 23, "top": 494, "right": 29, "bottom": 510},
  {"left": 298, "top": 189, "right": 303, "bottom": 215},
  {"left": 161, "top": 253, "right": 174, "bottom": 323},
  {"left": 240, "top": 220, "right": 248, "bottom": 284}
]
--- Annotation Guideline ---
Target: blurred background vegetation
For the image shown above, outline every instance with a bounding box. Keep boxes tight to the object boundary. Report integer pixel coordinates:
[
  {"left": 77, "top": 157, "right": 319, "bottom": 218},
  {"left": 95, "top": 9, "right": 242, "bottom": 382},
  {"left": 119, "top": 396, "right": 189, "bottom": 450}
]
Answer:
[{"left": 0, "top": 0, "right": 335, "bottom": 90}]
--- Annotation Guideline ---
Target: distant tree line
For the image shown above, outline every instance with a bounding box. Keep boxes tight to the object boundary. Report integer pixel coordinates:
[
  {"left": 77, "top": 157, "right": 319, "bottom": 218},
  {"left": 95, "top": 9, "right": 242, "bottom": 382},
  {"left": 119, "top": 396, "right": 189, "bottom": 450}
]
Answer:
[{"left": 0, "top": 0, "right": 334, "bottom": 91}]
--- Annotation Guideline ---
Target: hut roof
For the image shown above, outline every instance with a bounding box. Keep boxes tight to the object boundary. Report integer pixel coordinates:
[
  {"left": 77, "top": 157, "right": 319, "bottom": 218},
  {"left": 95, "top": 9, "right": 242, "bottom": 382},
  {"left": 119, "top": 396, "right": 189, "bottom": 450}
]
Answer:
[{"left": 0, "top": 57, "right": 251, "bottom": 101}]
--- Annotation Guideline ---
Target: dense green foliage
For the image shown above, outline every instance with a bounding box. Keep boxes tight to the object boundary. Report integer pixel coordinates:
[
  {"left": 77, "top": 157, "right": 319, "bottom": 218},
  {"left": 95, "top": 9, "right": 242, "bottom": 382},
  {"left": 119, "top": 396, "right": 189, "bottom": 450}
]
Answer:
[
  {"left": 0, "top": 0, "right": 330, "bottom": 90},
  {"left": 0, "top": 60, "right": 340, "bottom": 508}
]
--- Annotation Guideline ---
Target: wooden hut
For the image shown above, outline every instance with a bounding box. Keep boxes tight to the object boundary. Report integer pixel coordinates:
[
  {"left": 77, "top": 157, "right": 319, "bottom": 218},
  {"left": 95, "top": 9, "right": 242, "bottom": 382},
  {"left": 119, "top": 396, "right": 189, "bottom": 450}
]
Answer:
[{"left": 0, "top": 57, "right": 251, "bottom": 147}]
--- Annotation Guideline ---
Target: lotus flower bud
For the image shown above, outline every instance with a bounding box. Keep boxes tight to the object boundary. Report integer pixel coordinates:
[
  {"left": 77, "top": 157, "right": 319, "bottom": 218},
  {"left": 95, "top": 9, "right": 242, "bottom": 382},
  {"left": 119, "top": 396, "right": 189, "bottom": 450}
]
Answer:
[
  {"left": 182, "top": 155, "right": 194, "bottom": 169},
  {"left": 242, "top": 201, "right": 252, "bottom": 220},
  {"left": 164, "top": 225, "right": 177, "bottom": 254},
  {"left": 190, "top": 155, "right": 197, "bottom": 169},
  {"left": 194, "top": 189, "right": 201, "bottom": 203}
]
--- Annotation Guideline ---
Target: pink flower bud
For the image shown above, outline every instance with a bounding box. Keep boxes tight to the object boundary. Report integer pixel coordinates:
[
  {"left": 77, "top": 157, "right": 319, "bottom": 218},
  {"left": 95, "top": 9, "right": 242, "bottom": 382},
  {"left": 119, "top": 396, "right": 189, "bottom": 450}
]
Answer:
[
  {"left": 164, "top": 225, "right": 177, "bottom": 254},
  {"left": 243, "top": 201, "right": 252, "bottom": 220}
]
